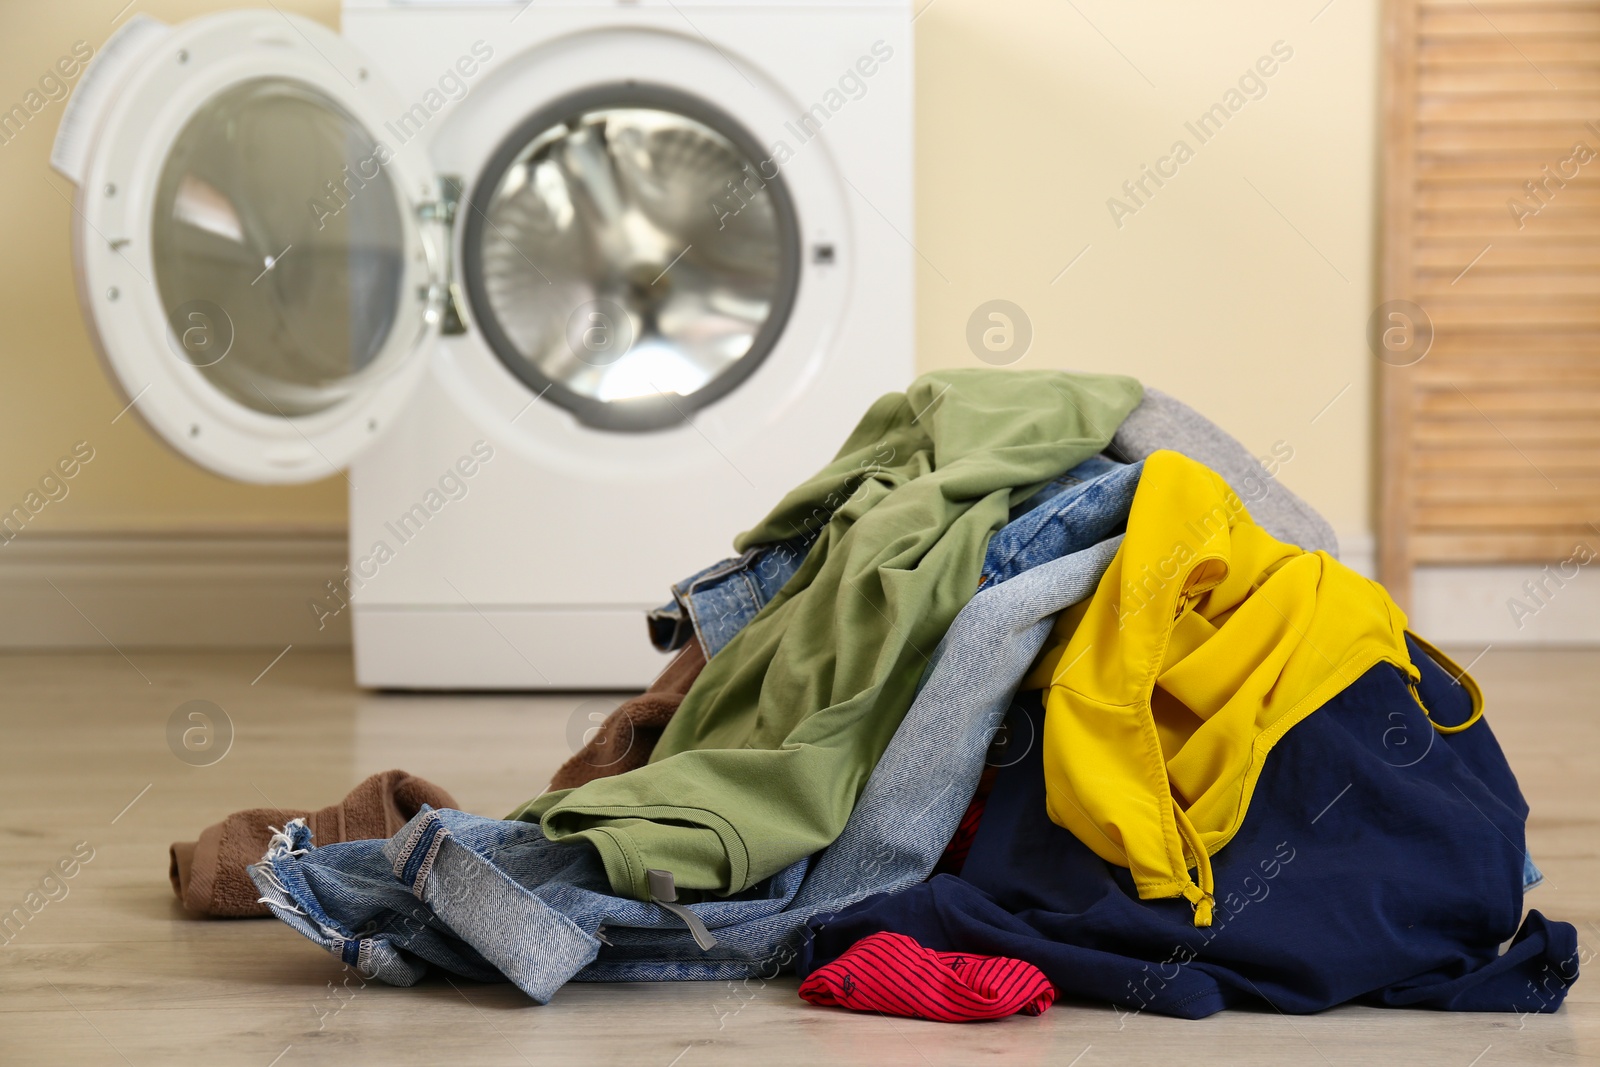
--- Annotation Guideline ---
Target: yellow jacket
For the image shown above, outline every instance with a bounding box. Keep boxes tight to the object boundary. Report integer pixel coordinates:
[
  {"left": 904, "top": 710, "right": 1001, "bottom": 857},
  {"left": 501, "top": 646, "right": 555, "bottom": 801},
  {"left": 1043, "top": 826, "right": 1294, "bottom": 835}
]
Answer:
[{"left": 1023, "top": 451, "right": 1467, "bottom": 926}]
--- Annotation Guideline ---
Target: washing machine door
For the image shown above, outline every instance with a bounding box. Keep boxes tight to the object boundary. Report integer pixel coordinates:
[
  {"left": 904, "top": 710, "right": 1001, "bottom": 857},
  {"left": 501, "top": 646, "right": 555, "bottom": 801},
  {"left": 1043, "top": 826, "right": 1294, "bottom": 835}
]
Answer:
[{"left": 51, "top": 13, "right": 444, "bottom": 484}]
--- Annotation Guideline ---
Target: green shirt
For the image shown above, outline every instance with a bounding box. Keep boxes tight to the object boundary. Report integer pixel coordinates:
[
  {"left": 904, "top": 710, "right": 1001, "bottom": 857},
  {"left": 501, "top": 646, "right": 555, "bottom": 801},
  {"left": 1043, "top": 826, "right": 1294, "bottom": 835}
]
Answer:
[{"left": 511, "top": 369, "right": 1143, "bottom": 900}]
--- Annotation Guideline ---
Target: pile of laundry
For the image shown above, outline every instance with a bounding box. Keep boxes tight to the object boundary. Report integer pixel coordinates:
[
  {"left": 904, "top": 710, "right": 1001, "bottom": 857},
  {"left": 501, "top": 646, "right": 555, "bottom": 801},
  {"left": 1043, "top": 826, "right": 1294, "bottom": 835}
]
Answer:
[{"left": 170, "top": 370, "right": 1580, "bottom": 1021}]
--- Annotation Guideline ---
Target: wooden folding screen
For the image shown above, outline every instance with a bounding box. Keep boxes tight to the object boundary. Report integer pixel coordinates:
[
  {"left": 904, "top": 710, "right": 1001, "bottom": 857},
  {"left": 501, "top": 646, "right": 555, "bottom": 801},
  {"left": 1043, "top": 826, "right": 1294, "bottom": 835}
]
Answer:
[{"left": 1380, "top": 0, "right": 1600, "bottom": 604}]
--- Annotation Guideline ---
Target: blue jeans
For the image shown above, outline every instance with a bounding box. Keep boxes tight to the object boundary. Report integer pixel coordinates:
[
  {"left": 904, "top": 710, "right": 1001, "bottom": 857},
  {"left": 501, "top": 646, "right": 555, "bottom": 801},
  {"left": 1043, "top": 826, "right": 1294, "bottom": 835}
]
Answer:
[
  {"left": 250, "top": 466, "right": 1140, "bottom": 1001},
  {"left": 645, "top": 532, "right": 815, "bottom": 659},
  {"left": 982, "top": 457, "right": 1139, "bottom": 588},
  {"left": 648, "top": 456, "right": 1140, "bottom": 659}
]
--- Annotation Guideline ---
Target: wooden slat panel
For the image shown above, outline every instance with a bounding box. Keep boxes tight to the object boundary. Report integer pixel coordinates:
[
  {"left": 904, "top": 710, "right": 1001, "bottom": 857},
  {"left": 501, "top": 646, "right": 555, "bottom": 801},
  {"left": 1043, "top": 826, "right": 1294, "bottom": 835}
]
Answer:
[
  {"left": 1418, "top": 37, "right": 1600, "bottom": 64},
  {"left": 1418, "top": 503, "right": 1598, "bottom": 527},
  {"left": 1417, "top": 387, "right": 1600, "bottom": 414},
  {"left": 1417, "top": 124, "right": 1592, "bottom": 150},
  {"left": 1412, "top": 530, "right": 1598, "bottom": 563},
  {"left": 1419, "top": 94, "right": 1600, "bottom": 121},
  {"left": 1417, "top": 156, "right": 1600, "bottom": 180},
  {"left": 1416, "top": 447, "right": 1600, "bottom": 473},
  {"left": 1414, "top": 419, "right": 1600, "bottom": 446},
  {"left": 1417, "top": 271, "right": 1600, "bottom": 295},
  {"left": 1414, "top": 238, "right": 1600, "bottom": 267},
  {"left": 1419, "top": 65, "right": 1600, "bottom": 93},
  {"left": 1415, "top": 475, "right": 1600, "bottom": 500},
  {"left": 1414, "top": 303, "right": 1600, "bottom": 329},
  {"left": 1420, "top": 1, "right": 1600, "bottom": 9},
  {"left": 1415, "top": 209, "right": 1600, "bottom": 235},
  {"left": 1417, "top": 397, "right": 1600, "bottom": 420},
  {"left": 1424, "top": 329, "right": 1600, "bottom": 352},
  {"left": 1418, "top": 185, "right": 1600, "bottom": 210},
  {"left": 1420, "top": 8, "right": 1600, "bottom": 37},
  {"left": 1381, "top": 0, "right": 1600, "bottom": 587},
  {"left": 1413, "top": 357, "right": 1600, "bottom": 384},
  {"left": 1420, "top": 168, "right": 1600, "bottom": 185}
]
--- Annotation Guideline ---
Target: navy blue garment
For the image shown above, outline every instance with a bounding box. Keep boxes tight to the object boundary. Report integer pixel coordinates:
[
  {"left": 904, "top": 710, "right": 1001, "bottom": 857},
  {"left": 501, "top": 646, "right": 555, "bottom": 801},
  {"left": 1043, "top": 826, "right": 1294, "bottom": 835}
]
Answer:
[{"left": 799, "top": 635, "right": 1580, "bottom": 1017}]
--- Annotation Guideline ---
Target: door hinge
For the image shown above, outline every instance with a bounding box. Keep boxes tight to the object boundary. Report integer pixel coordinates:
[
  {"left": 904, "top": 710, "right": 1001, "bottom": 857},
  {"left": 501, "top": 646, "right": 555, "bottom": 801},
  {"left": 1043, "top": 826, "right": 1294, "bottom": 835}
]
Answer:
[{"left": 420, "top": 175, "right": 467, "bottom": 336}]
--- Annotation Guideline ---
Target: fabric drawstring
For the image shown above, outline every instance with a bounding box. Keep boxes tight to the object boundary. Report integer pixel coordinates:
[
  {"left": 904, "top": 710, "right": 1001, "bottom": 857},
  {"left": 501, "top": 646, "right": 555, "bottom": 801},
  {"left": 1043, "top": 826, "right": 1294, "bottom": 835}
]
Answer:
[
  {"left": 646, "top": 869, "right": 718, "bottom": 951},
  {"left": 1170, "top": 804, "right": 1215, "bottom": 927},
  {"left": 1408, "top": 677, "right": 1485, "bottom": 736}
]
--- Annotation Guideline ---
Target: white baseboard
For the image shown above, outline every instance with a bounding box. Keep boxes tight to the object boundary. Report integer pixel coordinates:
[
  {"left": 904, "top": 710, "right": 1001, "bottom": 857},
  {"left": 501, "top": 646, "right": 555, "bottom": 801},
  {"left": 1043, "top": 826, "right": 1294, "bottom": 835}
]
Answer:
[
  {"left": 6, "top": 528, "right": 1592, "bottom": 652},
  {"left": 1336, "top": 530, "right": 1376, "bottom": 579},
  {"left": 1318, "top": 531, "right": 1600, "bottom": 646},
  {"left": 0, "top": 532, "right": 350, "bottom": 649},
  {"left": 1411, "top": 563, "right": 1600, "bottom": 646},
  {"left": 355, "top": 607, "right": 669, "bottom": 690},
  {"left": 1335, "top": 528, "right": 1600, "bottom": 645}
]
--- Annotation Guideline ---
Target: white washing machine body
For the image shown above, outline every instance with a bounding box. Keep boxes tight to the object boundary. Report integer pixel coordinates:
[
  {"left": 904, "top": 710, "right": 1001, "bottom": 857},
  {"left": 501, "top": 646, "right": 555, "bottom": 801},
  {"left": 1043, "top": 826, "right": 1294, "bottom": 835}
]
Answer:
[{"left": 51, "top": 1, "right": 915, "bottom": 689}]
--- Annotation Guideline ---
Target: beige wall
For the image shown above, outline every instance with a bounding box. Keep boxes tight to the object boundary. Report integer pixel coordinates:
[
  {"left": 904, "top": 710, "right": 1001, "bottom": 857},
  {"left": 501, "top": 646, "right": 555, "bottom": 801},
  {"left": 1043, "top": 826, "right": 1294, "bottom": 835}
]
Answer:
[
  {"left": 0, "top": 0, "right": 1377, "bottom": 541},
  {"left": 914, "top": 0, "right": 1378, "bottom": 545}
]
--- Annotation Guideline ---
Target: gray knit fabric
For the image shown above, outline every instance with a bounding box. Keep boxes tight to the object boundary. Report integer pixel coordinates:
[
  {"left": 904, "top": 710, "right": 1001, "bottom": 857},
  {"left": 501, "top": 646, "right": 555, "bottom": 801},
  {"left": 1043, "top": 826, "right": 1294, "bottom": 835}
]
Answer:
[{"left": 1107, "top": 388, "right": 1339, "bottom": 558}]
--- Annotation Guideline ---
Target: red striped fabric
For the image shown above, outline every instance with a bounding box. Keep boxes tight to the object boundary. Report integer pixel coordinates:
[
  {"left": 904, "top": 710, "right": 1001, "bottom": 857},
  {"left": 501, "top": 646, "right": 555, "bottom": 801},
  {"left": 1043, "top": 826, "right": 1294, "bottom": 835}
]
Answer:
[
  {"left": 799, "top": 931, "right": 1055, "bottom": 1022},
  {"left": 932, "top": 789, "right": 988, "bottom": 877}
]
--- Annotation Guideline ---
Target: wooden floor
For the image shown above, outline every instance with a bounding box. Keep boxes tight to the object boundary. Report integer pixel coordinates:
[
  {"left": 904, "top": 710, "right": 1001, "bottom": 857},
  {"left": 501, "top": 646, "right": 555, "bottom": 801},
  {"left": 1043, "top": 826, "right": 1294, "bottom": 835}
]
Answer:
[{"left": 0, "top": 648, "right": 1596, "bottom": 1066}]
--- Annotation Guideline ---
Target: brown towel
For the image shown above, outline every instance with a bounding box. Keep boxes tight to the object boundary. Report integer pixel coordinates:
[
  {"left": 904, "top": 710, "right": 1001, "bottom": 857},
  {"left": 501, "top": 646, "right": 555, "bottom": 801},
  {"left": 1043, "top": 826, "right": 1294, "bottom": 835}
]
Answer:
[
  {"left": 169, "top": 769, "right": 458, "bottom": 918},
  {"left": 549, "top": 641, "right": 706, "bottom": 790}
]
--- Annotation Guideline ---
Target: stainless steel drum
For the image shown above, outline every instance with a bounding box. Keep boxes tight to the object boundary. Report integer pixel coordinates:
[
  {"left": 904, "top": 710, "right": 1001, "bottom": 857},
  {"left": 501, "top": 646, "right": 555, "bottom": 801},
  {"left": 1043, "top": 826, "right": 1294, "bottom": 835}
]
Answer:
[{"left": 461, "top": 84, "right": 801, "bottom": 432}]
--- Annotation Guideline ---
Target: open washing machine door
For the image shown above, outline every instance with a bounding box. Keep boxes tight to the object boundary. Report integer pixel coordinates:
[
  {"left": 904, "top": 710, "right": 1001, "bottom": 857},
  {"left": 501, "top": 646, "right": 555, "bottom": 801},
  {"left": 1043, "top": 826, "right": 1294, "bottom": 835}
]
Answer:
[{"left": 51, "top": 12, "right": 445, "bottom": 484}]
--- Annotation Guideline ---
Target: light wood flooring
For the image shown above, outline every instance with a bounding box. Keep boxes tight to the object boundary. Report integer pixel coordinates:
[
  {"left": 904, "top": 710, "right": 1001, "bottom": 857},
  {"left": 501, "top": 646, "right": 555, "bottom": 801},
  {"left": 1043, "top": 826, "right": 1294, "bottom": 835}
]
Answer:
[{"left": 0, "top": 648, "right": 1596, "bottom": 1065}]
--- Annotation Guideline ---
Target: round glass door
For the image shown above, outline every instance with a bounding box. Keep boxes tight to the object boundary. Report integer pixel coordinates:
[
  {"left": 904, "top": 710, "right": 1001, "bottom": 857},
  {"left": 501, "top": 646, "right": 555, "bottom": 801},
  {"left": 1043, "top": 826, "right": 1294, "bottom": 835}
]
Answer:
[
  {"left": 58, "top": 9, "right": 442, "bottom": 483},
  {"left": 152, "top": 77, "right": 420, "bottom": 417},
  {"left": 461, "top": 84, "right": 801, "bottom": 433}
]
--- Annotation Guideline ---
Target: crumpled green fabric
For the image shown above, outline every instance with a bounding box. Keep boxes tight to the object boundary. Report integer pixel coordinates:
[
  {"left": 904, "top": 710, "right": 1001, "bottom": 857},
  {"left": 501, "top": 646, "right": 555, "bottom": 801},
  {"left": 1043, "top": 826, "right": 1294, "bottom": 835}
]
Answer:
[{"left": 510, "top": 369, "right": 1143, "bottom": 900}]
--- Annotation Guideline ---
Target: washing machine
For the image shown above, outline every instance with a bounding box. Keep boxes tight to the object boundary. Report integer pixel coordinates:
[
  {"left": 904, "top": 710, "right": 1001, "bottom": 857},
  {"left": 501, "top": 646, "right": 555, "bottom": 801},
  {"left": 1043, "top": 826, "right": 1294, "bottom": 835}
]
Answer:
[{"left": 51, "top": 0, "right": 914, "bottom": 688}]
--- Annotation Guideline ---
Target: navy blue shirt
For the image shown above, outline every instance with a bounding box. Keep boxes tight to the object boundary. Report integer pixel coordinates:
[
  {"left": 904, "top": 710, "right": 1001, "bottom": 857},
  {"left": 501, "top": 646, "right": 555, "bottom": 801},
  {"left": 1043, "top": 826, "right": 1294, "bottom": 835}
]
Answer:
[{"left": 800, "top": 636, "right": 1579, "bottom": 1017}]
